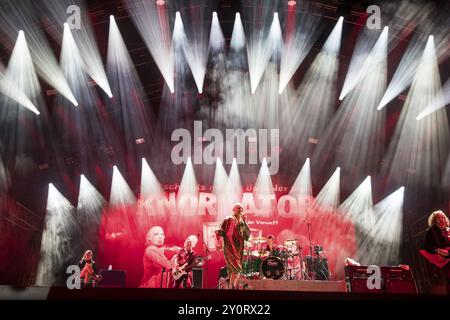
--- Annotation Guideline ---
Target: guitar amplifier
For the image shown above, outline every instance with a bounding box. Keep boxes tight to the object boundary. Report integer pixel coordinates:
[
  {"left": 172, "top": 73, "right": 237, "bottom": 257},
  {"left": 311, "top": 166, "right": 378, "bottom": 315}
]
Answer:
[
  {"left": 345, "top": 266, "right": 383, "bottom": 293},
  {"left": 192, "top": 268, "right": 203, "bottom": 289},
  {"left": 345, "top": 266, "right": 417, "bottom": 294}
]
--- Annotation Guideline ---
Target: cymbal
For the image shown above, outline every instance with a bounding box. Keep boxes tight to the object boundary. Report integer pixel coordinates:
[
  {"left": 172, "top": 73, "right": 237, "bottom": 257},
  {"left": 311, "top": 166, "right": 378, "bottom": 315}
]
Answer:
[{"left": 284, "top": 239, "right": 298, "bottom": 245}]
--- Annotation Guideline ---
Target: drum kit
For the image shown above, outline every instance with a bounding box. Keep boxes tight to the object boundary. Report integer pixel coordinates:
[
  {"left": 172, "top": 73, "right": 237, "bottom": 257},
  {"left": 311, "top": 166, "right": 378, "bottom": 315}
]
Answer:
[{"left": 242, "top": 236, "right": 312, "bottom": 280}]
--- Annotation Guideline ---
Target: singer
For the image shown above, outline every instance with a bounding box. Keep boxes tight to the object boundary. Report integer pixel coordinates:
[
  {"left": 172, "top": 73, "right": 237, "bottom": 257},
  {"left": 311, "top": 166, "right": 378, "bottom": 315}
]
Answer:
[{"left": 215, "top": 203, "right": 251, "bottom": 289}]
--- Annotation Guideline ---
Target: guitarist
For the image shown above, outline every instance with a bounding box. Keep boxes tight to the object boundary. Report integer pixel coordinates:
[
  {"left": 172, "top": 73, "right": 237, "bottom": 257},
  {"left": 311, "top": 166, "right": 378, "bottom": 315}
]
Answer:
[
  {"left": 173, "top": 235, "right": 198, "bottom": 288},
  {"left": 424, "top": 210, "right": 450, "bottom": 292}
]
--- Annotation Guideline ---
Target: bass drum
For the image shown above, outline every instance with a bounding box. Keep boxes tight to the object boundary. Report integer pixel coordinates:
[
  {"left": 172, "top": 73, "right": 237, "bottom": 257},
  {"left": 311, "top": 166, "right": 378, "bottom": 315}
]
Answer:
[{"left": 260, "top": 256, "right": 286, "bottom": 280}]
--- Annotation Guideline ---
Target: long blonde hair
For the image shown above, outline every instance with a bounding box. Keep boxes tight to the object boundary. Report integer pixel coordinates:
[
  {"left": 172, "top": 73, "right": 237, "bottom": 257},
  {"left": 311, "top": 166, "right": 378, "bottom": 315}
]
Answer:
[
  {"left": 428, "top": 210, "right": 449, "bottom": 228},
  {"left": 82, "top": 250, "right": 93, "bottom": 261}
]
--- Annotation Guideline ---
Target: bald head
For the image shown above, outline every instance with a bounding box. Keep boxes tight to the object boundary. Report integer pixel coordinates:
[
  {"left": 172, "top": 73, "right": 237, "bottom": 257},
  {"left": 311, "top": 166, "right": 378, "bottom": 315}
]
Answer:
[{"left": 146, "top": 226, "right": 165, "bottom": 247}]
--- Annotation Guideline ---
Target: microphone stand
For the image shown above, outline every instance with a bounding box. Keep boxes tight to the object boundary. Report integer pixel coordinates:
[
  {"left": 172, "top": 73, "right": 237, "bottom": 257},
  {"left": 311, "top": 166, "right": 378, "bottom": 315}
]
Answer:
[{"left": 306, "top": 222, "right": 315, "bottom": 280}]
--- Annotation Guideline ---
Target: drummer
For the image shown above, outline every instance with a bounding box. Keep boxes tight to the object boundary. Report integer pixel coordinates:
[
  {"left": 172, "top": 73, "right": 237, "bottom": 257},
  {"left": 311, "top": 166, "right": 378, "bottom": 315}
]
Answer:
[{"left": 264, "top": 235, "right": 276, "bottom": 253}]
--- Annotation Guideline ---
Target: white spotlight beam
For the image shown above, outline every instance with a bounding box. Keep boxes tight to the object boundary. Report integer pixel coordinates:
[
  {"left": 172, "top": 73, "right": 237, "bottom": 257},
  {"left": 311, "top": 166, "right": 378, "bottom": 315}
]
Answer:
[
  {"left": 416, "top": 77, "right": 450, "bottom": 120},
  {"left": 209, "top": 12, "right": 225, "bottom": 52},
  {"left": 3, "top": 31, "right": 41, "bottom": 115},
  {"left": 177, "top": 157, "right": 198, "bottom": 216},
  {"left": 60, "top": 23, "right": 88, "bottom": 99},
  {"left": 140, "top": 158, "right": 164, "bottom": 199},
  {"left": 254, "top": 158, "right": 275, "bottom": 217},
  {"left": 36, "top": 183, "right": 76, "bottom": 286},
  {"left": 225, "top": 158, "right": 243, "bottom": 206},
  {"left": 39, "top": 0, "right": 112, "bottom": 97},
  {"left": 313, "top": 167, "right": 340, "bottom": 211},
  {"left": 230, "top": 13, "right": 246, "bottom": 51},
  {"left": 377, "top": 34, "right": 427, "bottom": 110},
  {"left": 213, "top": 157, "right": 229, "bottom": 220},
  {"left": 338, "top": 176, "right": 374, "bottom": 231},
  {"left": 289, "top": 158, "right": 312, "bottom": 198},
  {"left": 110, "top": 166, "right": 136, "bottom": 207},
  {"left": 178, "top": 157, "right": 198, "bottom": 197},
  {"left": 383, "top": 35, "right": 450, "bottom": 189},
  {"left": 0, "top": 37, "right": 40, "bottom": 115},
  {"left": 314, "top": 27, "right": 387, "bottom": 176},
  {"left": 285, "top": 17, "right": 343, "bottom": 151},
  {"left": 358, "top": 187, "right": 404, "bottom": 265},
  {"left": 339, "top": 26, "right": 389, "bottom": 101},
  {"left": 0, "top": 1, "right": 77, "bottom": 106},
  {"left": 247, "top": 12, "right": 282, "bottom": 94},
  {"left": 173, "top": 11, "right": 209, "bottom": 94},
  {"left": 77, "top": 174, "right": 106, "bottom": 226},
  {"left": 125, "top": 0, "right": 174, "bottom": 93},
  {"left": 278, "top": 14, "right": 331, "bottom": 94}
]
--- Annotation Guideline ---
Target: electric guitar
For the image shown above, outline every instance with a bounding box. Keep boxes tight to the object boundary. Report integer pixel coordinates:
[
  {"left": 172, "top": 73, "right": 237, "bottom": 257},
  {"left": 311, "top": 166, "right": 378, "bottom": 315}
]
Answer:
[
  {"left": 172, "top": 262, "right": 190, "bottom": 281},
  {"left": 172, "top": 256, "right": 209, "bottom": 280},
  {"left": 420, "top": 247, "right": 450, "bottom": 269}
]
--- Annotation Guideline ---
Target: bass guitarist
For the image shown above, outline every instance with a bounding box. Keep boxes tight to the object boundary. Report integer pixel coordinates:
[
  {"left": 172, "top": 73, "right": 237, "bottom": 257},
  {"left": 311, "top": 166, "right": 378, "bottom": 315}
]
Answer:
[
  {"left": 423, "top": 210, "right": 450, "bottom": 293},
  {"left": 172, "top": 235, "right": 198, "bottom": 288}
]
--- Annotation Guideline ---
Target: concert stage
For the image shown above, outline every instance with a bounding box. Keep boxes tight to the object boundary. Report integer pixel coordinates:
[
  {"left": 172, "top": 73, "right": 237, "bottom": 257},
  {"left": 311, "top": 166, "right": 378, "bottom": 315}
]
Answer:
[
  {"left": 0, "top": 284, "right": 440, "bottom": 301},
  {"left": 236, "top": 279, "right": 347, "bottom": 292}
]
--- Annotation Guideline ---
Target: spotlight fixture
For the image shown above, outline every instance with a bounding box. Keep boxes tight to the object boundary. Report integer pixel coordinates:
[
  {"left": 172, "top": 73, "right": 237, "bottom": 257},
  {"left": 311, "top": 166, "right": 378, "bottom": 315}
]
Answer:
[
  {"left": 156, "top": 0, "right": 165, "bottom": 5},
  {"left": 288, "top": 0, "right": 296, "bottom": 6}
]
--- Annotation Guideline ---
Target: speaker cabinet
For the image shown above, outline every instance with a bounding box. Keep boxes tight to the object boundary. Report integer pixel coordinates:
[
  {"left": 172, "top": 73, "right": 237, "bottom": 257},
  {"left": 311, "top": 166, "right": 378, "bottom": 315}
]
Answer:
[{"left": 192, "top": 268, "right": 203, "bottom": 289}]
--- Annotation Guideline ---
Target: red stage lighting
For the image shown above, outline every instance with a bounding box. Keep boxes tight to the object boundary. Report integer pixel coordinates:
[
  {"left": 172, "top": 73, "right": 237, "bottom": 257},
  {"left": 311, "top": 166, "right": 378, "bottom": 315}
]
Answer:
[{"left": 288, "top": 0, "right": 296, "bottom": 6}]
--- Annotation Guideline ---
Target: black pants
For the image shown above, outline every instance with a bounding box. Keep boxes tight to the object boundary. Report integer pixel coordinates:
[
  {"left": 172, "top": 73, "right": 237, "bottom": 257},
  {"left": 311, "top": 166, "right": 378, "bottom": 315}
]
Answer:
[
  {"left": 443, "top": 264, "right": 450, "bottom": 294},
  {"left": 173, "top": 274, "right": 192, "bottom": 288}
]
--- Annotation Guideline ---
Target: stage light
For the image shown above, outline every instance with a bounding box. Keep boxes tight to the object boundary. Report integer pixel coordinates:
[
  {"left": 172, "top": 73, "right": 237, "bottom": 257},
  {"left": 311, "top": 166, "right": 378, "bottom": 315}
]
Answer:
[
  {"left": 126, "top": 0, "right": 174, "bottom": 93},
  {"left": 2, "top": 30, "right": 41, "bottom": 115},
  {"left": 416, "top": 79, "right": 450, "bottom": 120},
  {"left": 213, "top": 157, "right": 229, "bottom": 220},
  {"left": 177, "top": 156, "right": 198, "bottom": 215},
  {"left": 315, "top": 25, "right": 387, "bottom": 178},
  {"left": 156, "top": 0, "right": 165, "bottom": 5},
  {"left": 0, "top": 2, "right": 78, "bottom": 106},
  {"left": 382, "top": 34, "right": 449, "bottom": 189},
  {"left": 173, "top": 11, "right": 208, "bottom": 94},
  {"left": 358, "top": 187, "right": 405, "bottom": 265},
  {"left": 278, "top": 5, "right": 321, "bottom": 94},
  {"left": 225, "top": 157, "right": 243, "bottom": 208},
  {"left": 254, "top": 158, "right": 275, "bottom": 217},
  {"left": 248, "top": 11, "right": 282, "bottom": 94},
  {"left": 77, "top": 174, "right": 106, "bottom": 226},
  {"left": 230, "top": 13, "right": 246, "bottom": 50},
  {"left": 377, "top": 33, "right": 431, "bottom": 110},
  {"left": 339, "top": 25, "right": 389, "bottom": 100},
  {"left": 339, "top": 176, "right": 374, "bottom": 231},
  {"left": 36, "top": 183, "right": 76, "bottom": 286},
  {"left": 288, "top": 1, "right": 296, "bottom": 6},
  {"left": 110, "top": 165, "right": 136, "bottom": 207},
  {"left": 210, "top": 11, "right": 225, "bottom": 51},
  {"left": 60, "top": 22, "right": 90, "bottom": 102},
  {"left": 313, "top": 167, "right": 341, "bottom": 211},
  {"left": 140, "top": 158, "right": 164, "bottom": 200},
  {"left": 289, "top": 158, "right": 312, "bottom": 198},
  {"left": 284, "top": 15, "right": 343, "bottom": 155}
]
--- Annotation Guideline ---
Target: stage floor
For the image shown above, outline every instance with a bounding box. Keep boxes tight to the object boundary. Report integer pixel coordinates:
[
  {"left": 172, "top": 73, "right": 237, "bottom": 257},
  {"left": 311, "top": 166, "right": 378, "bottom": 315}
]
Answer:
[{"left": 0, "top": 285, "right": 447, "bottom": 300}]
